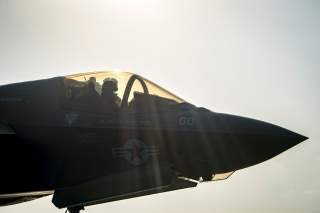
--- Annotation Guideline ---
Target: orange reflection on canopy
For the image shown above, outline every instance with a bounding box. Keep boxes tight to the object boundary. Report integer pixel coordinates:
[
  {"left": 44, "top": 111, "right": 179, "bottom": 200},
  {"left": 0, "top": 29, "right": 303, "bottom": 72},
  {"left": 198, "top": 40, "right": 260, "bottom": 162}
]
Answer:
[{"left": 65, "top": 71, "right": 185, "bottom": 104}]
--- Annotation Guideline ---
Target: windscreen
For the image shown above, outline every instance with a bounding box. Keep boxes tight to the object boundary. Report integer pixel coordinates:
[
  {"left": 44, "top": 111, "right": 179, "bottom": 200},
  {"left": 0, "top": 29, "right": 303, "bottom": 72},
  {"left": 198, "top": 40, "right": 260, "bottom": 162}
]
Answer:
[{"left": 64, "top": 71, "right": 185, "bottom": 106}]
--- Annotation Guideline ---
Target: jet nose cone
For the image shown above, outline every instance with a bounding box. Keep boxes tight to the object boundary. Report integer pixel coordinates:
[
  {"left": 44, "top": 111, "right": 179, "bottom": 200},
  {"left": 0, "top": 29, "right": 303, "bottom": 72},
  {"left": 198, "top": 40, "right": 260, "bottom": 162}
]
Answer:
[
  {"left": 275, "top": 130, "right": 307, "bottom": 152},
  {"left": 294, "top": 133, "right": 308, "bottom": 143},
  {"left": 285, "top": 130, "right": 308, "bottom": 146},
  {"left": 201, "top": 113, "right": 308, "bottom": 172}
]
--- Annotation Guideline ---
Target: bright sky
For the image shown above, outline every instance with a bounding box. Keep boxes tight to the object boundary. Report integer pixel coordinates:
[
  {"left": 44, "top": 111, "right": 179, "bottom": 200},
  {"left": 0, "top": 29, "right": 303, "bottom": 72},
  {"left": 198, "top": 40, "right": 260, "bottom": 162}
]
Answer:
[{"left": 0, "top": 0, "right": 319, "bottom": 212}]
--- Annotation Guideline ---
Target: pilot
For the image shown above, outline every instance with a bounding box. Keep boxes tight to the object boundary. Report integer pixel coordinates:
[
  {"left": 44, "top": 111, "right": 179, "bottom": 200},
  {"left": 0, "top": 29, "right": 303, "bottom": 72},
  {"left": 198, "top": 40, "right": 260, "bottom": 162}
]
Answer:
[
  {"left": 101, "top": 77, "right": 121, "bottom": 110},
  {"left": 76, "top": 80, "right": 101, "bottom": 105},
  {"left": 88, "top": 77, "right": 102, "bottom": 95}
]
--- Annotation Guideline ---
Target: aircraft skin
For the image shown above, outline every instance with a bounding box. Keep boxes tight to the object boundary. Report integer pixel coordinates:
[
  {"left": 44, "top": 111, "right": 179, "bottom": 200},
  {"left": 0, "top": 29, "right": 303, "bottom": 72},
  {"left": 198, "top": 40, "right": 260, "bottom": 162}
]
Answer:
[{"left": 0, "top": 72, "right": 307, "bottom": 211}]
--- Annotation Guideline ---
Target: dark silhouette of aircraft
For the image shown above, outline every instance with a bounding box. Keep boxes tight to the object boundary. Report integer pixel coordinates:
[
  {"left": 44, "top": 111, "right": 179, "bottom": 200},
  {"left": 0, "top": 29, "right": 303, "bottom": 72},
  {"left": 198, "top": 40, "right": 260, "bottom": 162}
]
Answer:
[{"left": 0, "top": 71, "right": 307, "bottom": 212}]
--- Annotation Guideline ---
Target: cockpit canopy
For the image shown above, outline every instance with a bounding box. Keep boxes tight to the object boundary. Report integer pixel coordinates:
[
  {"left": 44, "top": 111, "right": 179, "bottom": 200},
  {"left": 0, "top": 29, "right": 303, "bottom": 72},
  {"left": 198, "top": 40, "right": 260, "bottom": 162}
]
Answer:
[{"left": 63, "top": 71, "right": 186, "bottom": 112}]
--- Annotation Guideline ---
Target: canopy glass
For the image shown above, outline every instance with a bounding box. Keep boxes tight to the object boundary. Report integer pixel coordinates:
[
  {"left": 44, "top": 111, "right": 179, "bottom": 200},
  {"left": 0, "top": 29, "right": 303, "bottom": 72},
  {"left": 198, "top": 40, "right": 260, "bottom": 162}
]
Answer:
[{"left": 64, "top": 71, "right": 185, "bottom": 109}]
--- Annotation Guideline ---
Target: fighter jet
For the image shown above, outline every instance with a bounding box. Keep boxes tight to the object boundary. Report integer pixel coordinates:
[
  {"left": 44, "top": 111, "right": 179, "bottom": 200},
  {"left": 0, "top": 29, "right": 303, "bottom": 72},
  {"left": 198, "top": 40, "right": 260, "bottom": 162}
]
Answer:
[{"left": 0, "top": 71, "right": 307, "bottom": 212}]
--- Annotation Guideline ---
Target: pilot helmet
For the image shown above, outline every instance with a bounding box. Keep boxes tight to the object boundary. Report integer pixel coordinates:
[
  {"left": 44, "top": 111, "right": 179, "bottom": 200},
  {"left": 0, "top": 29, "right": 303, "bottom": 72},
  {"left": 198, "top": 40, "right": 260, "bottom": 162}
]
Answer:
[
  {"left": 88, "top": 77, "right": 97, "bottom": 83},
  {"left": 103, "top": 77, "right": 118, "bottom": 92}
]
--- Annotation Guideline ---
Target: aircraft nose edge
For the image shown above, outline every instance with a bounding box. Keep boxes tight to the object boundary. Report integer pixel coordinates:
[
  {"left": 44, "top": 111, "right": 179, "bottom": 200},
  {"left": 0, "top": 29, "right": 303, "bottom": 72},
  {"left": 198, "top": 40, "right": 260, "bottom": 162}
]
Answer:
[
  {"left": 280, "top": 129, "right": 308, "bottom": 151},
  {"left": 292, "top": 132, "right": 308, "bottom": 143}
]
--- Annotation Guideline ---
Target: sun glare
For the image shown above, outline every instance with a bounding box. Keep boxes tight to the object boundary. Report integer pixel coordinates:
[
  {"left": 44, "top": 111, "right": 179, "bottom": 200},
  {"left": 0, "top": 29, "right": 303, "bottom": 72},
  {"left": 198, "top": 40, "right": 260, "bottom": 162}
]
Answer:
[{"left": 111, "top": 0, "right": 163, "bottom": 17}]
